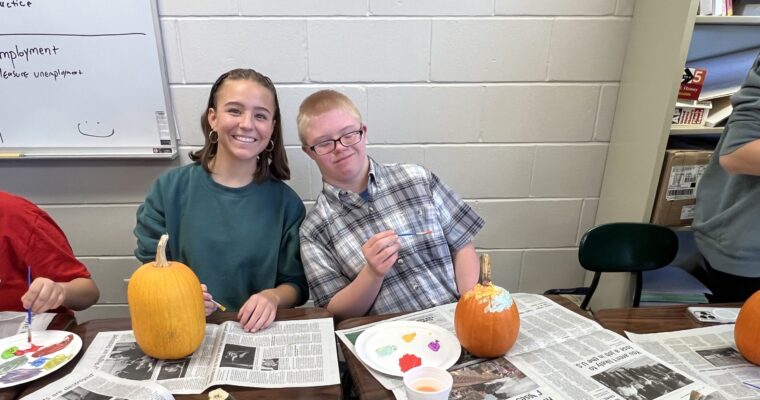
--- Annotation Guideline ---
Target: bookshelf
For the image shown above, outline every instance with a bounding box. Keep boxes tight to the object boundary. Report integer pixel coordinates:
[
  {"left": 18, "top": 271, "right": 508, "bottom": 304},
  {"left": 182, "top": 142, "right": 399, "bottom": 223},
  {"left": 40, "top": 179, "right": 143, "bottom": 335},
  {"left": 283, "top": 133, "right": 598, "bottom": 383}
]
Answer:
[
  {"left": 695, "top": 16, "right": 760, "bottom": 24},
  {"left": 670, "top": 126, "right": 723, "bottom": 135},
  {"left": 591, "top": 1, "right": 760, "bottom": 309}
]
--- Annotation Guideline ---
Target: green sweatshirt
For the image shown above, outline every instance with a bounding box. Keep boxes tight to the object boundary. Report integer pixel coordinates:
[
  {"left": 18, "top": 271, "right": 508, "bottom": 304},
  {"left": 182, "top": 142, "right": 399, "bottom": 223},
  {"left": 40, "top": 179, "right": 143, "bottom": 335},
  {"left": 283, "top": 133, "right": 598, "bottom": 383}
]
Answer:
[{"left": 134, "top": 163, "right": 308, "bottom": 309}]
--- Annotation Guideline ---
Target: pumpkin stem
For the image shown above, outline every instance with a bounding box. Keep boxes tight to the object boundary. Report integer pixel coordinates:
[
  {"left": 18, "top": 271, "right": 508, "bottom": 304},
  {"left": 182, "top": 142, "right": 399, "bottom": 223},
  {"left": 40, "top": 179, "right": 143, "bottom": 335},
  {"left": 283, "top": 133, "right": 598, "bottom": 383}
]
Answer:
[
  {"left": 480, "top": 254, "right": 492, "bottom": 286},
  {"left": 155, "top": 234, "right": 170, "bottom": 268}
]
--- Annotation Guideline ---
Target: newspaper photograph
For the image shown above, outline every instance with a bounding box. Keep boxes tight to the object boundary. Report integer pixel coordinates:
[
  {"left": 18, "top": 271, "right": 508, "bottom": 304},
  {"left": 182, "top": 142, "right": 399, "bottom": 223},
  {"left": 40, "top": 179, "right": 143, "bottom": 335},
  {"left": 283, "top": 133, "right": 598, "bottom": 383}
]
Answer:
[
  {"left": 73, "top": 318, "right": 340, "bottom": 394},
  {"left": 20, "top": 370, "right": 174, "bottom": 400},
  {"left": 336, "top": 293, "right": 715, "bottom": 400},
  {"left": 627, "top": 325, "right": 760, "bottom": 400}
]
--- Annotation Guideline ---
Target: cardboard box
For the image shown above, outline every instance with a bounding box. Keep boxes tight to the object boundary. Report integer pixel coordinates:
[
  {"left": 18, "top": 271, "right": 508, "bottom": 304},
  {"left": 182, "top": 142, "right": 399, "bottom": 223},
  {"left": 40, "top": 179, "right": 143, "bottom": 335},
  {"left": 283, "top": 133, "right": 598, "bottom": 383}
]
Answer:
[{"left": 651, "top": 150, "right": 712, "bottom": 226}]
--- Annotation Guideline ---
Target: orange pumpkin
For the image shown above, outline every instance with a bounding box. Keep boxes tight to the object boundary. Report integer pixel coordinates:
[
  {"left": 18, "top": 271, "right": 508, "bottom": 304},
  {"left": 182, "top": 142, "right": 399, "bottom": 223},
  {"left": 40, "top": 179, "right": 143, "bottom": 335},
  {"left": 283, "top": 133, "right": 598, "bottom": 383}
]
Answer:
[
  {"left": 128, "top": 234, "right": 206, "bottom": 359},
  {"left": 735, "top": 290, "right": 760, "bottom": 365},
  {"left": 455, "top": 254, "right": 520, "bottom": 358}
]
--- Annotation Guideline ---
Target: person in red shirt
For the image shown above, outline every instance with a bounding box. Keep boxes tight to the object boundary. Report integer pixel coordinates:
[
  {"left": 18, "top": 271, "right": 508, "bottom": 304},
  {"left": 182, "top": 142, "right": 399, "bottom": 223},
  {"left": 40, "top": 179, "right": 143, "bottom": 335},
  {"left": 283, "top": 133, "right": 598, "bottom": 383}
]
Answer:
[{"left": 0, "top": 191, "right": 99, "bottom": 313}]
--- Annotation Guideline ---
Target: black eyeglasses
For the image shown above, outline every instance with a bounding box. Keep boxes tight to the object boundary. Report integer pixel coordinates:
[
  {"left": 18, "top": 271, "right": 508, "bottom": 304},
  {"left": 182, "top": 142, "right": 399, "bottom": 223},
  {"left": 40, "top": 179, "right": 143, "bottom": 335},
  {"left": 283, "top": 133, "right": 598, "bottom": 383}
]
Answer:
[{"left": 309, "top": 130, "right": 363, "bottom": 155}]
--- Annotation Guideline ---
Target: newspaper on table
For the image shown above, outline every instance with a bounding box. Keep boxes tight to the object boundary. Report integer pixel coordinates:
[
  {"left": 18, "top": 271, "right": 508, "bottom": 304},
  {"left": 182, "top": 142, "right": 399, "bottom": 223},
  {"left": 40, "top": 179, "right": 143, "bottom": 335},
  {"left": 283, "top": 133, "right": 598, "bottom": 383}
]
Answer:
[
  {"left": 21, "top": 370, "right": 174, "bottom": 400},
  {"left": 0, "top": 312, "right": 56, "bottom": 339},
  {"left": 627, "top": 325, "right": 760, "bottom": 400},
  {"left": 336, "top": 293, "right": 716, "bottom": 400},
  {"left": 72, "top": 318, "right": 340, "bottom": 394}
]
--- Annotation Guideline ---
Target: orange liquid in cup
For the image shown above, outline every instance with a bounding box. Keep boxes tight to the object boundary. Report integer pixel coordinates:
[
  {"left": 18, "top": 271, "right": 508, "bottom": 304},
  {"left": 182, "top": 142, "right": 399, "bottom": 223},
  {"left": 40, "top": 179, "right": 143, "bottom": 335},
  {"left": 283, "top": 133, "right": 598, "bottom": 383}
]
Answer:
[{"left": 412, "top": 378, "right": 444, "bottom": 393}]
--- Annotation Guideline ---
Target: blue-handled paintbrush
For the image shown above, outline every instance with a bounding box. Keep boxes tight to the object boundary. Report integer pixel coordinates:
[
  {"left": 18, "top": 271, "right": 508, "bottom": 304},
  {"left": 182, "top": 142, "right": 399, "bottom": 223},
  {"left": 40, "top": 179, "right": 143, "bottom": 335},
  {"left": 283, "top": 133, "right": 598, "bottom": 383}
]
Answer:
[
  {"left": 26, "top": 266, "right": 32, "bottom": 343},
  {"left": 397, "top": 229, "right": 432, "bottom": 237}
]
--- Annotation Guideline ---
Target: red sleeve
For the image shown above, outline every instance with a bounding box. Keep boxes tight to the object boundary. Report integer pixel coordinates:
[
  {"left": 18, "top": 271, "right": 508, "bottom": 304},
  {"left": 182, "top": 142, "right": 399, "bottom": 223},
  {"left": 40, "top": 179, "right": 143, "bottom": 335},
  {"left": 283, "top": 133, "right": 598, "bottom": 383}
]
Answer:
[
  {"left": 0, "top": 194, "right": 90, "bottom": 312},
  {"left": 25, "top": 212, "right": 91, "bottom": 284}
]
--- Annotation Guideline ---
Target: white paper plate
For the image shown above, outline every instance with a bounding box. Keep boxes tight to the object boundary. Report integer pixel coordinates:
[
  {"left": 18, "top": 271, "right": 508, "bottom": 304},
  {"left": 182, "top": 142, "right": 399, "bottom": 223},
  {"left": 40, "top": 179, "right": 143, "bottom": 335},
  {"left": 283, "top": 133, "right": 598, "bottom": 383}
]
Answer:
[
  {"left": 0, "top": 330, "right": 82, "bottom": 388},
  {"left": 355, "top": 321, "right": 460, "bottom": 377}
]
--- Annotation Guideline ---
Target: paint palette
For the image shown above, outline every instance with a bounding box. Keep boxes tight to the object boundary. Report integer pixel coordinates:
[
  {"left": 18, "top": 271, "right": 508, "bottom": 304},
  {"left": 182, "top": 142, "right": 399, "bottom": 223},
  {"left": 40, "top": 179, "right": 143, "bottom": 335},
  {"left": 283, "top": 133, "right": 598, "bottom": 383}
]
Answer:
[
  {"left": 355, "top": 321, "right": 460, "bottom": 377},
  {"left": 0, "top": 330, "right": 82, "bottom": 388}
]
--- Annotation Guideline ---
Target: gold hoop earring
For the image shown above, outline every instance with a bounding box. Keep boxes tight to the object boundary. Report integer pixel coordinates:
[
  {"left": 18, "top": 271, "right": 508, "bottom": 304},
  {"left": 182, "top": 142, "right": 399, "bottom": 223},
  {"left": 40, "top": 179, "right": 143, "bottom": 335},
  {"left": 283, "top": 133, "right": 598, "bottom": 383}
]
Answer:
[
  {"left": 209, "top": 130, "right": 218, "bottom": 144},
  {"left": 265, "top": 140, "right": 275, "bottom": 152}
]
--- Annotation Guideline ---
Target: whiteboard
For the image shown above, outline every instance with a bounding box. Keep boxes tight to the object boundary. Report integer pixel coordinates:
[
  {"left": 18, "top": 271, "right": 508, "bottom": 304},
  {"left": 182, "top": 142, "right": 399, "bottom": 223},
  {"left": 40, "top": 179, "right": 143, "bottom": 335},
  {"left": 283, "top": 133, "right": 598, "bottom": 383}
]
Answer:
[{"left": 0, "top": 0, "right": 177, "bottom": 159}]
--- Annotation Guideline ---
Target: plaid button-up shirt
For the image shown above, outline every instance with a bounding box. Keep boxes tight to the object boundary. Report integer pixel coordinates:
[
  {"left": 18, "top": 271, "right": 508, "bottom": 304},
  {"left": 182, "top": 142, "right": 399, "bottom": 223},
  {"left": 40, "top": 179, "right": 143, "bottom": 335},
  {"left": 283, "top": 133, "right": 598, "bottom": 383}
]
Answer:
[{"left": 300, "top": 158, "right": 484, "bottom": 315}]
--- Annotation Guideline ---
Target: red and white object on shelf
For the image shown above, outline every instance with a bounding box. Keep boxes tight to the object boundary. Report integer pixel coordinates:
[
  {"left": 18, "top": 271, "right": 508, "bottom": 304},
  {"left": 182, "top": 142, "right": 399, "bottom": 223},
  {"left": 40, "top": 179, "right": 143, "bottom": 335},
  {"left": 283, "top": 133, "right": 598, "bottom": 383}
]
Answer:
[
  {"left": 672, "top": 100, "right": 713, "bottom": 126},
  {"left": 678, "top": 67, "right": 707, "bottom": 101}
]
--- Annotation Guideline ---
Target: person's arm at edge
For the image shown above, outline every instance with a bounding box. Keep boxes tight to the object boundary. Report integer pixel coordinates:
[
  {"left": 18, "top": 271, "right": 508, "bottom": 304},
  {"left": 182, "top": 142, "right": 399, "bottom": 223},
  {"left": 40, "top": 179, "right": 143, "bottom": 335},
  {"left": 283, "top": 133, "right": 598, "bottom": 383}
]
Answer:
[
  {"left": 719, "top": 138, "right": 760, "bottom": 175},
  {"left": 269, "top": 193, "right": 309, "bottom": 308},
  {"left": 134, "top": 178, "right": 169, "bottom": 263},
  {"left": 719, "top": 56, "right": 760, "bottom": 175},
  {"left": 453, "top": 242, "right": 479, "bottom": 295},
  {"left": 61, "top": 277, "right": 100, "bottom": 310}
]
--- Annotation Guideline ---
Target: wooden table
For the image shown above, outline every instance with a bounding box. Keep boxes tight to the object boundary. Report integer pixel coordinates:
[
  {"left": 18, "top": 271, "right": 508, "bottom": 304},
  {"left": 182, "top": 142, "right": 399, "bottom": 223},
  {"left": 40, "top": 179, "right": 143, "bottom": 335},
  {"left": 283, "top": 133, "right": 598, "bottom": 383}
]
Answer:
[
  {"left": 595, "top": 303, "right": 743, "bottom": 337},
  {"left": 336, "top": 295, "right": 590, "bottom": 400},
  {"left": 0, "top": 313, "right": 77, "bottom": 400},
  {"left": 19, "top": 308, "right": 341, "bottom": 400}
]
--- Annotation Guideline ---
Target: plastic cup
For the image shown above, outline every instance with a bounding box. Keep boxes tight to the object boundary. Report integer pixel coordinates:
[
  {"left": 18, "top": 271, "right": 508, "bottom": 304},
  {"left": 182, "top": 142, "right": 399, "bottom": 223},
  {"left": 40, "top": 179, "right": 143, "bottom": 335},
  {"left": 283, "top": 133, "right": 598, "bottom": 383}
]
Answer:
[{"left": 402, "top": 365, "right": 453, "bottom": 400}]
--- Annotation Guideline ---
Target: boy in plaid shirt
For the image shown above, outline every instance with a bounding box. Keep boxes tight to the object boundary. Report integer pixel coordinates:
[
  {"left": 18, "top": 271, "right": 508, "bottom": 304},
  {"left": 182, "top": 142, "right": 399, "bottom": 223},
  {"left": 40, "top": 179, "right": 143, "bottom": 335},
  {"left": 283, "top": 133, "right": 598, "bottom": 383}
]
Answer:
[{"left": 298, "top": 90, "right": 484, "bottom": 319}]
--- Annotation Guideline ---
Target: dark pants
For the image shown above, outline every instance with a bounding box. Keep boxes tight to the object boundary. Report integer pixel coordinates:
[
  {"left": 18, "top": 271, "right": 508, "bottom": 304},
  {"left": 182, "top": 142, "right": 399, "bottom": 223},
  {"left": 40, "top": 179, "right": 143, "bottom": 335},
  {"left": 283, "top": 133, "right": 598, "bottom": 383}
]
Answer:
[{"left": 692, "top": 257, "right": 760, "bottom": 303}]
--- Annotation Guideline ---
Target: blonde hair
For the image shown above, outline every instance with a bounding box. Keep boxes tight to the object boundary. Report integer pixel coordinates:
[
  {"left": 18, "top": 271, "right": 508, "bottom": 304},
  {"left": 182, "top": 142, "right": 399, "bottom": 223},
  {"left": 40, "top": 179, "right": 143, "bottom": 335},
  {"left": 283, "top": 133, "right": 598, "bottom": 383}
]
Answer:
[{"left": 297, "top": 90, "right": 362, "bottom": 145}]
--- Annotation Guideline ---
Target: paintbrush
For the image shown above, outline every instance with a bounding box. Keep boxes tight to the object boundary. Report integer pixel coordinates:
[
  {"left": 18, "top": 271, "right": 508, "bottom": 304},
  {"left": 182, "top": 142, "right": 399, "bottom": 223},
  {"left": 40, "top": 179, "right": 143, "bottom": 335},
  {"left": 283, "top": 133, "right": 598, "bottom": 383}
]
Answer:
[
  {"left": 26, "top": 266, "right": 32, "bottom": 343},
  {"left": 397, "top": 230, "right": 432, "bottom": 237},
  {"left": 211, "top": 299, "right": 227, "bottom": 312}
]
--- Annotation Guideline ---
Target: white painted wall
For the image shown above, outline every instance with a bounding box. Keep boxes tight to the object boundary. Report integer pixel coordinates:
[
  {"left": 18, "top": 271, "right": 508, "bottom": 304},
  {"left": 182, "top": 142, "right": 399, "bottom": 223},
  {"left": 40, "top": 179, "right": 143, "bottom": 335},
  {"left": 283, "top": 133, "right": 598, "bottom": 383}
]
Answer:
[{"left": 0, "top": 0, "right": 634, "bottom": 321}]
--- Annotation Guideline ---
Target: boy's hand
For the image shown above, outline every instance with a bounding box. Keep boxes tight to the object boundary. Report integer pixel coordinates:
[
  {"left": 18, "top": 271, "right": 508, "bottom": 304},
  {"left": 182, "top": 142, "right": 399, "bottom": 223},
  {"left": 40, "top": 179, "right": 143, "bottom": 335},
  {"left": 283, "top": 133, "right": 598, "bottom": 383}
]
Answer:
[
  {"left": 21, "top": 277, "right": 65, "bottom": 313},
  {"left": 362, "top": 230, "right": 400, "bottom": 279}
]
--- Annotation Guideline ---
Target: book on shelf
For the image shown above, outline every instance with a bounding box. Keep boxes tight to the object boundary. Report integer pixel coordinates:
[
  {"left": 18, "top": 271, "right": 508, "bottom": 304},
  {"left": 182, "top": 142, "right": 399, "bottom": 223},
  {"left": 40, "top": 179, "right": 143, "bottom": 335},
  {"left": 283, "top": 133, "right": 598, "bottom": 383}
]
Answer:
[
  {"left": 641, "top": 266, "right": 711, "bottom": 306},
  {"left": 707, "top": 0, "right": 734, "bottom": 15},
  {"left": 703, "top": 95, "right": 733, "bottom": 127},
  {"left": 678, "top": 67, "right": 707, "bottom": 101},
  {"left": 688, "top": 48, "right": 758, "bottom": 101},
  {"left": 699, "top": 0, "right": 714, "bottom": 15},
  {"left": 714, "top": 0, "right": 726, "bottom": 15}
]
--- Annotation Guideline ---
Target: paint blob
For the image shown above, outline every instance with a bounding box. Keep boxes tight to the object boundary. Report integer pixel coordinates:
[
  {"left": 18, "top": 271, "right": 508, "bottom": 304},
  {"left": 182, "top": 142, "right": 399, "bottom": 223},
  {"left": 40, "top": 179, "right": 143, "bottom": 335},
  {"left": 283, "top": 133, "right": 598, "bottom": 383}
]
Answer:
[
  {"left": 13, "top": 344, "right": 42, "bottom": 356},
  {"left": 29, "top": 357, "right": 48, "bottom": 368},
  {"left": 0, "top": 356, "right": 28, "bottom": 375},
  {"left": 401, "top": 332, "right": 416, "bottom": 343},
  {"left": 43, "top": 354, "right": 70, "bottom": 370},
  {"left": 1, "top": 347, "right": 18, "bottom": 360},
  {"left": 375, "top": 344, "right": 398, "bottom": 357},
  {"left": 0, "top": 368, "right": 40, "bottom": 384},
  {"left": 427, "top": 339, "right": 441, "bottom": 352},
  {"left": 398, "top": 353, "right": 422, "bottom": 372},
  {"left": 31, "top": 334, "right": 73, "bottom": 358}
]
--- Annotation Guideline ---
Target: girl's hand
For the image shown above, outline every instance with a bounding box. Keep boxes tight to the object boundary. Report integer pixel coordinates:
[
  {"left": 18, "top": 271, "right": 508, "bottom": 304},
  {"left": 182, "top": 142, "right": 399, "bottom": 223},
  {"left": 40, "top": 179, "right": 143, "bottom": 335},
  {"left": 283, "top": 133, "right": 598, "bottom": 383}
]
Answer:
[
  {"left": 201, "top": 284, "right": 216, "bottom": 316},
  {"left": 238, "top": 290, "right": 279, "bottom": 332}
]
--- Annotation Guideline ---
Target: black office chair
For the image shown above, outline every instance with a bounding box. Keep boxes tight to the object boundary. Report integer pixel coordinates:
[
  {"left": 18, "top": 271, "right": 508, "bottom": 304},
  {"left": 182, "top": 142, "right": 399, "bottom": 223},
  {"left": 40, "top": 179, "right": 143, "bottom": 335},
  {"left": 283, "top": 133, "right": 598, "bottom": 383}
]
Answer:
[{"left": 545, "top": 222, "right": 679, "bottom": 310}]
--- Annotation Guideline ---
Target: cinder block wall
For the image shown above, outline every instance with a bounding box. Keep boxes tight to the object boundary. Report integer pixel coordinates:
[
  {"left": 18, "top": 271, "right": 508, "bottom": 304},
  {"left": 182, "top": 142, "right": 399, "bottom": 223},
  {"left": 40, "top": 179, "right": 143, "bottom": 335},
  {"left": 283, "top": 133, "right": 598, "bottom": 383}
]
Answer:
[{"left": 0, "top": 0, "right": 634, "bottom": 321}]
